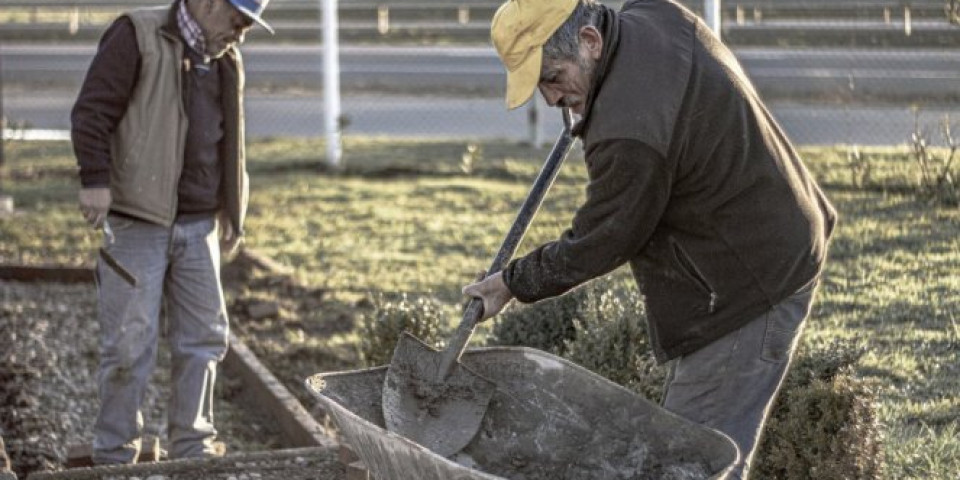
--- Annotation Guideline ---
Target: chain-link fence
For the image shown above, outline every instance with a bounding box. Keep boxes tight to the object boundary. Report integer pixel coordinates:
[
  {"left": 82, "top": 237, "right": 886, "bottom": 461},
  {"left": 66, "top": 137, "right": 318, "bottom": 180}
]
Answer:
[{"left": 1, "top": 0, "right": 959, "bottom": 148}]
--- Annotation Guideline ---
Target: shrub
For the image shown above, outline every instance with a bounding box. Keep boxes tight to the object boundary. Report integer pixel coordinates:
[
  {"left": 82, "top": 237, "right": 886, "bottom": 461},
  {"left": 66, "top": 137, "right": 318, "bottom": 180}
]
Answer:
[
  {"left": 948, "top": 0, "right": 960, "bottom": 25},
  {"left": 562, "top": 285, "right": 666, "bottom": 401},
  {"left": 754, "top": 341, "right": 885, "bottom": 479},
  {"left": 488, "top": 276, "right": 666, "bottom": 401},
  {"left": 460, "top": 143, "right": 483, "bottom": 174},
  {"left": 489, "top": 280, "right": 885, "bottom": 477},
  {"left": 910, "top": 112, "right": 959, "bottom": 206},
  {"left": 487, "top": 285, "right": 583, "bottom": 356},
  {"left": 358, "top": 294, "right": 448, "bottom": 367},
  {"left": 846, "top": 145, "right": 872, "bottom": 189}
]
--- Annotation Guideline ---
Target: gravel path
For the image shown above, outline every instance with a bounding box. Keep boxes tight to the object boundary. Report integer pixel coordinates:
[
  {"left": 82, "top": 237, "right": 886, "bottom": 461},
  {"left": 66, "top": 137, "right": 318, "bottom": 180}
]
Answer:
[
  {"left": 27, "top": 447, "right": 344, "bottom": 480},
  {"left": 1, "top": 249, "right": 366, "bottom": 479},
  {"left": 0, "top": 280, "right": 283, "bottom": 479}
]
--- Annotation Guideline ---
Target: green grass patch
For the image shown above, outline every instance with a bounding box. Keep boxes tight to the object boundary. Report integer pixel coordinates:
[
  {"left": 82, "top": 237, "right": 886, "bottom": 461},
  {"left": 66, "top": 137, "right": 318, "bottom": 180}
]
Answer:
[
  {"left": 1, "top": 138, "right": 957, "bottom": 479},
  {"left": 0, "top": 8, "right": 122, "bottom": 25}
]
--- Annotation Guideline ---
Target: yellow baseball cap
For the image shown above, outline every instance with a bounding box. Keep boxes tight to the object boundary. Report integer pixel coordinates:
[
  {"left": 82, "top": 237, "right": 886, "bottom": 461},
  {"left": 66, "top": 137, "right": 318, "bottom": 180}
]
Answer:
[{"left": 491, "top": 0, "right": 578, "bottom": 110}]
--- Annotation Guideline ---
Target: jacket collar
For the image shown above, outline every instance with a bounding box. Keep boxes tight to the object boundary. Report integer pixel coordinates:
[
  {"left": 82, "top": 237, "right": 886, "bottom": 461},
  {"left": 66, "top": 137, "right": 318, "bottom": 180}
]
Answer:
[
  {"left": 161, "top": 0, "right": 182, "bottom": 38},
  {"left": 160, "top": 0, "right": 240, "bottom": 64}
]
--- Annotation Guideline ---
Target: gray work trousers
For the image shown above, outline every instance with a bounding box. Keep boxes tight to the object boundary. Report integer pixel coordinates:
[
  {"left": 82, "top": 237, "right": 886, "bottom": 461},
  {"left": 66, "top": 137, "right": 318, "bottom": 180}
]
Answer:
[
  {"left": 92, "top": 214, "right": 229, "bottom": 464},
  {"left": 662, "top": 281, "right": 817, "bottom": 480}
]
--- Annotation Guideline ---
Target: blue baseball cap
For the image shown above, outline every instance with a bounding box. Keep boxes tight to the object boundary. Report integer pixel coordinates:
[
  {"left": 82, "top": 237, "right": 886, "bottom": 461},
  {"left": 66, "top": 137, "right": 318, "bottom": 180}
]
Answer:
[{"left": 228, "top": 0, "right": 274, "bottom": 34}]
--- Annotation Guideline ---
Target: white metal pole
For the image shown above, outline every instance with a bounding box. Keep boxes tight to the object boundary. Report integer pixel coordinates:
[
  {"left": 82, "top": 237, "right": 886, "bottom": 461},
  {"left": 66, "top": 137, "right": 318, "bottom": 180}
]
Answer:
[
  {"left": 527, "top": 96, "right": 539, "bottom": 148},
  {"left": 704, "top": 0, "right": 721, "bottom": 38},
  {"left": 322, "top": 0, "right": 342, "bottom": 169}
]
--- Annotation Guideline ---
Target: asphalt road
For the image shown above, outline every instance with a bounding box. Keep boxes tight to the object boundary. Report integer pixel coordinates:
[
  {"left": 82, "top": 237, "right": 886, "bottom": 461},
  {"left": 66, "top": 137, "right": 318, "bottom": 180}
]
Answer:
[
  {"left": 2, "top": 44, "right": 959, "bottom": 145},
  {"left": 4, "top": 43, "right": 960, "bottom": 99}
]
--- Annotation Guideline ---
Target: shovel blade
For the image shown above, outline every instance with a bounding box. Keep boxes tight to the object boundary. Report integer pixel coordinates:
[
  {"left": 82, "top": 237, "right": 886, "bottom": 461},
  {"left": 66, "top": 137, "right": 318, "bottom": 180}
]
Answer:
[{"left": 382, "top": 332, "right": 496, "bottom": 457}]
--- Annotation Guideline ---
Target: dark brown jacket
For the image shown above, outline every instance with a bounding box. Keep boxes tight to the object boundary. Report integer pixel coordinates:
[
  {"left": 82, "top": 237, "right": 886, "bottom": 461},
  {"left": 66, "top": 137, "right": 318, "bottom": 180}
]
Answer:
[{"left": 503, "top": 0, "right": 837, "bottom": 362}]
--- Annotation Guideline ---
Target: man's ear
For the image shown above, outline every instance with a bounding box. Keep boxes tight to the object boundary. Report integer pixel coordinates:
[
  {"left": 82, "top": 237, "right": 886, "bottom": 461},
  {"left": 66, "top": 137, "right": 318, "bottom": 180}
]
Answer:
[{"left": 579, "top": 26, "right": 603, "bottom": 60}]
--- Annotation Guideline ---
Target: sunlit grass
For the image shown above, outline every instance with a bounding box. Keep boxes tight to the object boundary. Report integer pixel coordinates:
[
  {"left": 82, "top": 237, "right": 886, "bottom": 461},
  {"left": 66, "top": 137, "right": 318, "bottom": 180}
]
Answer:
[
  {"left": 1, "top": 138, "right": 957, "bottom": 478},
  {"left": 0, "top": 9, "right": 121, "bottom": 25}
]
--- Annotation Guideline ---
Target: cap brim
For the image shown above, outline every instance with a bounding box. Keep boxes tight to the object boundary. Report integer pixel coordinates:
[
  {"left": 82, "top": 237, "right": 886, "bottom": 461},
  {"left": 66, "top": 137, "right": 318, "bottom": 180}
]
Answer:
[
  {"left": 505, "top": 47, "right": 542, "bottom": 110},
  {"left": 234, "top": 5, "right": 275, "bottom": 34}
]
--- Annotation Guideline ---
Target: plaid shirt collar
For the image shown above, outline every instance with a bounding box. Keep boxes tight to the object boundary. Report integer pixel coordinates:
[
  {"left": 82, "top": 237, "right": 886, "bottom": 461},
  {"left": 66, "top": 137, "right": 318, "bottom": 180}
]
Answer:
[{"left": 177, "top": 0, "right": 209, "bottom": 62}]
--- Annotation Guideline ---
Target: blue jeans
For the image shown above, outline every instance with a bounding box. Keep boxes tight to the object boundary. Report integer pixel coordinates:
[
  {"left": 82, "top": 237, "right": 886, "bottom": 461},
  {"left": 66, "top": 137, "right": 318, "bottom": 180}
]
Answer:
[
  {"left": 661, "top": 282, "right": 817, "bottom": 480},
  {"left": 92, "top": 214, "right": 229, "bottom": 464}
]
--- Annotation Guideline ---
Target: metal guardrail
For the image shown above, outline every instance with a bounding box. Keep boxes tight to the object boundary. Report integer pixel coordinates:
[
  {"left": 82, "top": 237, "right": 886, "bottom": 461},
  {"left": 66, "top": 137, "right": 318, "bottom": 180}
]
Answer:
[
  {"left": 0, "top": 0, "right": 950, "bottom": 21},
  {"left": 0, "top": 1, "right": 956, "bottom": 46}
]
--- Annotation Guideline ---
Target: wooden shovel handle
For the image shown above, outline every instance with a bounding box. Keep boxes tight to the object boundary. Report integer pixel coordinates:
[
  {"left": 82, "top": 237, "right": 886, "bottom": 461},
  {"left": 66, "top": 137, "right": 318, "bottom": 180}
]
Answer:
[{"left": 436, "top": 109, "right": 577, "bottom": 380}]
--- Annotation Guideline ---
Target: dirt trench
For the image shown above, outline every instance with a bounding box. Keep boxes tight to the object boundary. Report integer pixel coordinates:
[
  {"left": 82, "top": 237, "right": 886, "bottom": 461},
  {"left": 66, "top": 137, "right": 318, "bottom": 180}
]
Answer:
[{"left": 0, "top": 250, "right": 357, "bottom": 479}]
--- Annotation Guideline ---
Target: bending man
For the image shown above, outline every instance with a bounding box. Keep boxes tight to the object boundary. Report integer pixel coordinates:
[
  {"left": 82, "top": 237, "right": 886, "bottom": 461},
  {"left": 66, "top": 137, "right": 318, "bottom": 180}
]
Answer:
[{"left": 464, "top": 0, "right": 837, "bottom": 478}]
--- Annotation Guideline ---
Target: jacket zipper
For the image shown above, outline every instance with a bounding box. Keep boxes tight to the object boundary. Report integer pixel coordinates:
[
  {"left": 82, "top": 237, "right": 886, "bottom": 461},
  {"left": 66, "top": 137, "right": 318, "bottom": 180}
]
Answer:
[{"left": 670, "top": 238, "right": 718, "bottom": 313}]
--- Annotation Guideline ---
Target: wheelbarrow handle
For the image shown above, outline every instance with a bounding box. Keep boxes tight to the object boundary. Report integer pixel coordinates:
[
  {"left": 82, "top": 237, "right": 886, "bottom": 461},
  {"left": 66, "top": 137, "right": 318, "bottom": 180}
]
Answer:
[{"left": 437, "top": 108, "right": 577, "bottom": 380}]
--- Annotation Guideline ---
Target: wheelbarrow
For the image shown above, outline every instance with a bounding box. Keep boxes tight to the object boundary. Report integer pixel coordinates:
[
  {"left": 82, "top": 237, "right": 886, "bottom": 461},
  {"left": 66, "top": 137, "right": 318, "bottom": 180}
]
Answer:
[{"left": 305, "top": 346, "right": 738, "bottom": 480}]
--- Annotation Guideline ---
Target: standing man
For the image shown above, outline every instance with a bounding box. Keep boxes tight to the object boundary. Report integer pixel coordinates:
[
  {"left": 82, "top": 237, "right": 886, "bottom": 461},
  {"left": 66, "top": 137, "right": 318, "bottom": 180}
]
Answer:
[
  {"left": 464, "top": 0, "right": 837, "bottom": 478},
  {"left": 71, "top": 0, "right": 272, "bottom": 464}
]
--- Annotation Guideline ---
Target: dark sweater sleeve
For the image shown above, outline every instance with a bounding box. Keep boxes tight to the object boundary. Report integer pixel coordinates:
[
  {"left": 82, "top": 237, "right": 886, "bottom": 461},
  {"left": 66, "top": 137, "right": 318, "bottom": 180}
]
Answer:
[
  {"left": 502, "top": 138, "right": 672, "bottom": 302},
  {"left": 71, "top": 16, "right": 141, "bottom": 187}
]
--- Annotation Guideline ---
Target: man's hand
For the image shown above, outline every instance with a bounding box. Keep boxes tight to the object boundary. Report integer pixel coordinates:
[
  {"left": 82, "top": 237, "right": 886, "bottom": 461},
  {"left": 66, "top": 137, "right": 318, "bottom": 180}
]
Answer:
[
  {"left": 78, "top": 187, "right": 111, "bottom": 228},
  {"left": 462, "top": 271, "right": 515, "bottom": 321},
  {"left": 218, "top": 213, "right": 243, "bottom": 257}
]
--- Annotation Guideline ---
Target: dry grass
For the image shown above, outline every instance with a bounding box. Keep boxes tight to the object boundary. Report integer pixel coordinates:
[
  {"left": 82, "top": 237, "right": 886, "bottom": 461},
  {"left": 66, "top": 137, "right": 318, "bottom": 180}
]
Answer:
[{"left": 1, "top": 138, "right": 957, "bottom": 479}]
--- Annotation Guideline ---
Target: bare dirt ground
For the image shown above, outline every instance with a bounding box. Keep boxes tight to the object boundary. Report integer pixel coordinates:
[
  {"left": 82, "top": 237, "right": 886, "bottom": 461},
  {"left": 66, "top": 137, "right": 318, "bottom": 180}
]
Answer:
[{"left": 0, "top": 251, "right": 358, "bottom": 479}]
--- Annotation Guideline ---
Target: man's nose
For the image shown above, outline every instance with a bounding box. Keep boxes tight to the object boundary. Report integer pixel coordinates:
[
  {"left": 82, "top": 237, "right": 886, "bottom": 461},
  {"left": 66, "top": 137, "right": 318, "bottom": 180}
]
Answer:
[{"left": 538, "top": 85, "right": 563, "bottom": 107}]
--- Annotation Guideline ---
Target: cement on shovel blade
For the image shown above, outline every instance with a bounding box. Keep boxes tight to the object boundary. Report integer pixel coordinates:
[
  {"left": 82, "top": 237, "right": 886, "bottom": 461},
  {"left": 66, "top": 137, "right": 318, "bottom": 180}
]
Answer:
[
  {"left": 382, "top": 332, "right": 496, "bottom": 456},
  {"left": 381, "top": 111, "right": 576, "bottom": 457}
]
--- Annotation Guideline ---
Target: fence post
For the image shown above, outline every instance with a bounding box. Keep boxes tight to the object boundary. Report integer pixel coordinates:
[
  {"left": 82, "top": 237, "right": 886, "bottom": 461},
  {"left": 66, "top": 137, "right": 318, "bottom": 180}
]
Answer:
[
  {"left": 527, "top": 96, "right": 541, "bottom": 148},
  {"left": 0, "top": 51, "right": 4, "bottom": 170},
  {"left": 903, "top": 5, "right": 912, "bottom": 36},
  {"left": 704, "top": 0, "right": 721, "bottom": 37},
  {"left": 322, "top": 0, "right": 343, "bottom": 169},
  {"left": 69, "top": 7, "right": 80, "bottom": 35},
  {"left": 0, "top": 53, "right": 11, "bottom": 216},
  {"left": 377, "top": 5, "right": 389, "bottom": 35}
]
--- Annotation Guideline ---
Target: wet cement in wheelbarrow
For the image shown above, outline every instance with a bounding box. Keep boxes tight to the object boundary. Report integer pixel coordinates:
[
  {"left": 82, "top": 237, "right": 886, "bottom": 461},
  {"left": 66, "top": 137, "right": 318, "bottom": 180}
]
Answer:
[
  {"left": 449, "top": 395, "right": 717, "bottom": 480},
  {"left": 313, "top": 349, "right": 734, "bottom": 480},
  {"left": 431, "top": 356, "right": 726, "bottom": 480},
  {"left": 455, "top": 439, "right": 712, "bottom": 480}
]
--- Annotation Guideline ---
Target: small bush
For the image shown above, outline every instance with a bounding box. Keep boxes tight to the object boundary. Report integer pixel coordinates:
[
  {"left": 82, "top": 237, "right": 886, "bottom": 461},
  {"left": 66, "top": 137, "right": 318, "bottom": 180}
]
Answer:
[
  {"left": 910, "top": 112, "right": 959, "bottom": 206},
  {"left": 846, "top": 145, "right": 872, "bottom": 189},
  {"left": 490, "top": 281, "right": 885, "bottom": 477},
  {"left": 358, "top": 294, "right": 448, "bottom": 367},
  {"left": 488, "top": 276, "right": 666, "bottom": 400},
  {"left": 754, "top": 341, "right": 885, "bottom": 479},
  {"left": 562, "top": 285, "right": 666, "bottom": 401},
  {"left": 948, "top": 0, "right": 960, "bottom": 25},
  {"left": 487, "top": 285, "right": 583, "bottom": 355},
  {"left": 460, "top": 143, "right": 483, "bottom": 174}
]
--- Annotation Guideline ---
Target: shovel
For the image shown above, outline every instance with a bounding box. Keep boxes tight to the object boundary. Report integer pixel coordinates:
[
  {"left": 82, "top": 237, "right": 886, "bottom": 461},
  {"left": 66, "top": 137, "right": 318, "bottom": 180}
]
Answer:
[{"left": 382, "top": 109, "right": 577, "bottom": 456}]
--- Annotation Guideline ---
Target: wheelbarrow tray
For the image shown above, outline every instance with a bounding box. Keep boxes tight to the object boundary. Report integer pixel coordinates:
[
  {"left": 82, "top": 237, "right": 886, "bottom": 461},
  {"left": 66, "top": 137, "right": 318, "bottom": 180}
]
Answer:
[{"left": 306, "top": 346, "right": 737, "bottom": 480}]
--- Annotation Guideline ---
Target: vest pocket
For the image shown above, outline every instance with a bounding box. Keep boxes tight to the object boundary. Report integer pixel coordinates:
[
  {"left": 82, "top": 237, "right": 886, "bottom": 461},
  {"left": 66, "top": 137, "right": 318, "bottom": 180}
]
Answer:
[{"left": 117, "top": 129, "right": 147, "bottom": 167}]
